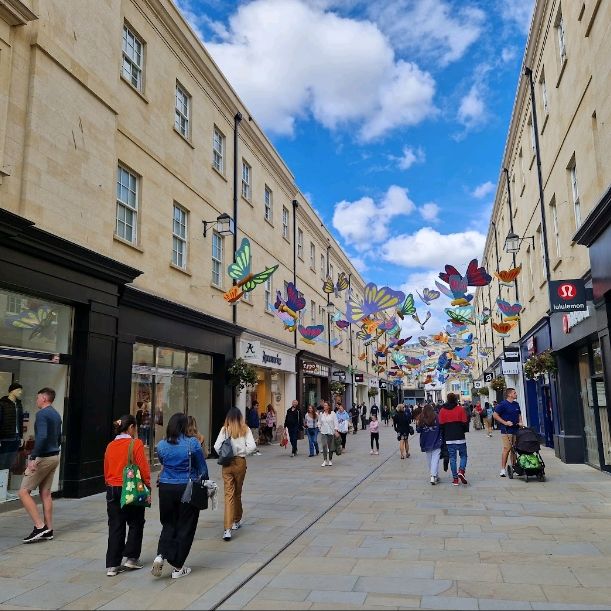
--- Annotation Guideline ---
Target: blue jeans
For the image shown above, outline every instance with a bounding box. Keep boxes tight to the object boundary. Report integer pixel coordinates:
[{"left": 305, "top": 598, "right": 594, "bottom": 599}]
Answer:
[
  {"left": 447, "top": 442, "right": 467, "bottom": 477},
  {"left": 305, "top": 428, "right": 319, "bottom": 455}
]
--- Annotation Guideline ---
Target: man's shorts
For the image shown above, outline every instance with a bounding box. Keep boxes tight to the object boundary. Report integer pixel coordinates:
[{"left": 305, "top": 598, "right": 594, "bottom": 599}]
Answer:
[
  {"left": 20, "top": 455, "right": 60, "bottom": 492},
  {"left": 502, "top": 434, "right": 516, "bottom": 451}
]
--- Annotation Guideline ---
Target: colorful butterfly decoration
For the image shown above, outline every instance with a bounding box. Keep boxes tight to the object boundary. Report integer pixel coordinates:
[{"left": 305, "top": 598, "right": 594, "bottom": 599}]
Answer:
[
  {"left": 391, "top": 352, "right": 406, "bottom": 367},
  {"left": 418, "top": 337, "right": 428, "bottom": 348},
  {"left": 494, "top": 264, "right": 522, "bottom": 287},
  {"left": 8, "top": 305, "right": 57, "bottom": 341},
  {"left": 388, "top": 337, "right": 411, "bottom": 350},
  {"left": 412, "top": 311, "right": 431, "bottom": 330},
  {"left": 492, "top": 321, "right": 516, "bottom": 336},
  {"left": 478, "top": 347, "right": 493, "bottom": 357},
  {"left": 446, "top": 323, "right": 468, "bottom": 336},
  {"left": 298, "top": 324, "right": 325, "bottom": 344},
  {"left": 454, "top": 345, "right": 472, "bottom": 360},
  {"left": 358, "top": 352, "right": 367, "bottom": 361},
  {"left": 496, "top": 299, "right": 523, "bottom": 321},
  {"left": 445, "top": 306, "right": 475, "bottom": 326},
  {"left": 356, "top": 329, "right": 371, "bottom": 341},
  {"left": 224, "top": 238, "right": 279, "bottom": 303},
  {"left": 433, "top": 332, "right": 449, "bottom": 343},
  {"left": 396, "top": 294, "right": 416, "bottom": 319},
  {"left": 435, "top": 278, "right": 472, "bottom": 307},
  {"left": 373, "top": 364, "right": 385, "bottom": 374},
  {"left": 274, "top": 282, "right": 306, "bottom": 320},
  {"left": 364, "top": 329, "right": 385, "bottom": 346},
  {"left": 477, "top": 307, "right": 492, "bottom": 324},
  {"left": 323, "top": 272, "right": 349, "bottom": 298},
  {"left": 439, "top": 259, "right": 492, "bottom": 287},
  {"left": 361, "top": 317, "right": 381, "bottom": 335},
  {"left": 417, "top": 288, "right": 440, "bottom": 306},
  {"left": 346, "top": 283, "right": 405, "bottom": 323},
  {"left": 269, "top": 304, "right": 298, "bottom": 331},
  {"left": 379, "top": 316, "right": 399, "bottom": 331}
]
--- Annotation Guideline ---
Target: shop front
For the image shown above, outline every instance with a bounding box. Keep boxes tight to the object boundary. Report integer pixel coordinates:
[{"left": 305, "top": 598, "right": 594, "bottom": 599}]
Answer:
[
  {"left": 237, "top": 334, "right": 297, "bottom": 432},
  {"left": 297, "top": 350, "right": 332, "bottom": 409},
  {"left": 331, "top": 367, "right": 350, "bottom": 407},
  {"left": 353, "top": 373, "right": 368, "bottom": 405},
  {"left": 116, "top": 288, "right": 241, "bottom": 462}
]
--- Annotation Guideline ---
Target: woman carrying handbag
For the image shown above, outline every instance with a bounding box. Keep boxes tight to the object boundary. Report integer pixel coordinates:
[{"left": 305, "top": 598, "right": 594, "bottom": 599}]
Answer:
[
  {"left": 104, "top": 415, "right": 151, "bottom": 577},
  {"left": 151, "top": 413, "right": 207, "bottom": 580},
  {"left": 318, "top": 402, "right": 339, "bottom": 467},
  {"left": 214, "top": 408, "right": 256, "bottom": 542}
]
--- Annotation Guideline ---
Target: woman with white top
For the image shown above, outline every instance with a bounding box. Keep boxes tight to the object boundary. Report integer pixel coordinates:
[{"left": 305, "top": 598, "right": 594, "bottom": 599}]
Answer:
[
  {"left": 213, "top": 408, "right": 257, "bottom": 541},
  {"left": 318, "top": 402, "right": 339, "bottom": 467},
  {"left": 336, "top": 404, "right": 350, "bottom": 452}
]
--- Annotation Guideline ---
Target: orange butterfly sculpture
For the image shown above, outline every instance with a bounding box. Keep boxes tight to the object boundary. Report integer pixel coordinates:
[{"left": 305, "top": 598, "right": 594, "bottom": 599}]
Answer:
[
  {"left": 492, "top": 321, "right": 517, "bottom": 336},
  {"left": 494, "top": 265, "right": 522, "bottom": 287},
  {"left": 361, "top": 317, "right": 381, "bottom": 335},
  {"left": 432, "top": 332, "right": 449, "bottom": 343},
  {"left": 358, "top": 352, "right": 367, "bottom": 361}
]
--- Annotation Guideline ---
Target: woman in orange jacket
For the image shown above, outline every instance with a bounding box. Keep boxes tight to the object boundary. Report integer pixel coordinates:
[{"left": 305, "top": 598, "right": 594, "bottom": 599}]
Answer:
[{"left": 103, "top": 414, "right": 151, "bottom": 576}]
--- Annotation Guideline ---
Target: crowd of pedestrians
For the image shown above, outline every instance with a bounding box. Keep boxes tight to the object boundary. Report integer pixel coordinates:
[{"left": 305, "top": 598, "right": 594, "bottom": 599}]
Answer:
[{"left": 15, "top": 385, "right": 529, "bottom": 582}]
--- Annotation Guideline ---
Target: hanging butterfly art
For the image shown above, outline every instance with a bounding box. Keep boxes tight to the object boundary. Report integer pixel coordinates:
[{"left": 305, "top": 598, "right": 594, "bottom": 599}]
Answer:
[
  {"left": 412, "top": 311, "right": 431, "bottom": 330},
  {"left": 346, "top": 283, "right": 405, "bottom": 323},
  {"left": 416, "top": 288, "right": 440, "bottom": 306},
  {"left": 494, "top": 264, "right": 522, "bottom": 287},
  {"left": 323, "top": 272, "right": 350, "bottom": 298},
  {"left": 396, "top": 294, "right": 416, "bottom": 320},
  {"left": 496, "top": 299, "right": 523, "bottom": 321}
]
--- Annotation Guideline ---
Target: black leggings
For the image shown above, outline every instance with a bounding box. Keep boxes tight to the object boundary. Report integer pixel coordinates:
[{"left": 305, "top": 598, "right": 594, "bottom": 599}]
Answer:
[
  {"left": 370, "top": 433, "right": 379, "bottom": 450},
  {"left": 339, "top": 432, "right": 347, "bottom": 448}
]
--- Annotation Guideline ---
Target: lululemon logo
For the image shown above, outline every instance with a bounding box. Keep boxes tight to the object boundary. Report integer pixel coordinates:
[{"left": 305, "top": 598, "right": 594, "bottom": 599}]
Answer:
[{"left": 557, "top": 283, "right": 577, "bottom": 301}]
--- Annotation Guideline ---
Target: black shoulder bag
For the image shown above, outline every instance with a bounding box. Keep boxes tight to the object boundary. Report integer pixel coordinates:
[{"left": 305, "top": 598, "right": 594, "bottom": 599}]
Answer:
[{"left": 181, "top": 445, "right": 208, "bottom": 510}]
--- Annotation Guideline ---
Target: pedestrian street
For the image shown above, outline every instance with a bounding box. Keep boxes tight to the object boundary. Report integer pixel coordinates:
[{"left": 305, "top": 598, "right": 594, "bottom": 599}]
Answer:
[{"left": 2, "top": 424, "right": 611, "bottom": 610}]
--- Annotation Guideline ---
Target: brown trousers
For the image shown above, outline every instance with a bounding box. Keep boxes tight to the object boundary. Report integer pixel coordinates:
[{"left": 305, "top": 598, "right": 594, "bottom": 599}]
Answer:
[{"left": 222, "top": 457, "right": 247, "bottom": 529}]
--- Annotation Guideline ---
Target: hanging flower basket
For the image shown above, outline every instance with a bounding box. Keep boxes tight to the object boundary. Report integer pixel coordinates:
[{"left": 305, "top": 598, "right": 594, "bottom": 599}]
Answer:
[
  {"left": 227, "top": 358, "right": 258, "bottom": 392},
  {"left": 330, "top": 380, "right": 346, "bottom": 395},
  {"left": 490, "top": 376, "right": 507, "bottom": 392},
  {"left": 523, "top": 349, "right": 557, "bottom": 380},
  {"left": 367, "top": 387, "right": 379, "bottom": 398},
  {"left": 478, "top": 386, "right": 490, "bottom": 396}
]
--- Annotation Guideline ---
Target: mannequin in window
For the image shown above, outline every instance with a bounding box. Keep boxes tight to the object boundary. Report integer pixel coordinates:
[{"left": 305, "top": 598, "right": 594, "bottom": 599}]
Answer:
[{"left": 0, "top": 383, "right": 24, "bottom": 469}]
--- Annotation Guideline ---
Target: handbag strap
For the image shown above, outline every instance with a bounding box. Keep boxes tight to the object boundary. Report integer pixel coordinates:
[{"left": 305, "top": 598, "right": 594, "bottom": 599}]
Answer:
[
  {"left": 186, "top": 440, "right": 192, "bottom": 480},
  {"left": 127, "top": 439, "right": 135, "bottom": 465}
]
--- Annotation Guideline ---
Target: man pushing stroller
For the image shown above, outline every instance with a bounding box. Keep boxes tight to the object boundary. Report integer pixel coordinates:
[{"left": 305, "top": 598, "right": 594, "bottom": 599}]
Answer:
[{"left": 493, "top": 388, "right": 524, "bottom": 477}]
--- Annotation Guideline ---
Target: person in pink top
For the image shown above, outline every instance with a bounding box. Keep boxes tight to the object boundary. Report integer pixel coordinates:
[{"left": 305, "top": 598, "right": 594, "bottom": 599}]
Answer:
[{"left": 369, "top": 414, "right": 380, "bottom": 455}]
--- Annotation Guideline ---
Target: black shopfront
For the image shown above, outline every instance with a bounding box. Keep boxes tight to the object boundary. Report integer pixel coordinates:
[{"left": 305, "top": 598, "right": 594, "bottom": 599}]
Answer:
[
  {"left": 297, "top": 350, "right": 332, "bottom": 408},
  {"left": 0, "top": 209, "right": 239, "bottom": 501}
]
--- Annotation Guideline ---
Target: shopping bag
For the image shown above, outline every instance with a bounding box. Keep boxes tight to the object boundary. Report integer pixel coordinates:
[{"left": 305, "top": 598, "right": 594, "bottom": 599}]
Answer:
[{"left": 120, "top": 440, "right": 151, "bottom": 508}]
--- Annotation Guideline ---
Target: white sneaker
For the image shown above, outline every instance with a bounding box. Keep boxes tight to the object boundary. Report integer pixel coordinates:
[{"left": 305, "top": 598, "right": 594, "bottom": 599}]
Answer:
[
  {"left": 123, "top": 558, "right": 143, "bottom": 570},
  {"left": 106, "top": 567, "right": 119, "bottom": 577},
  {"left": 231, "top": 520, "right": 242, "bottom": 530},
  {"left": 223, "top": 529, "right": 232, "bottom": 541},
  {"left": 328, "top": 460, "right": 332, "bottom": 466},
  {"left": 374, "top": 451, "right": 379, "bottom": 455},
  {"left": 370, "top": 450, "right": 374, "bottom": 454},
  {"left": 499, "top": 469, "right": 507, "bottom": 477},
  {"left": 430, "top": 475, "right": 437, "bottom": 485},
  {"left": 151, "top": 555, "right": 164, "bottom": 577},
  {"left": 171, "top": 566, "right": 191, "bottom": 579},
  {"left": 321, "top": 460, "right": 327, "bottom": 467}
]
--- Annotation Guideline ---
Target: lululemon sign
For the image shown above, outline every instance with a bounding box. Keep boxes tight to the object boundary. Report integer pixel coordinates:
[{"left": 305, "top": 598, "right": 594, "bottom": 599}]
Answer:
[{"left": 549, "top": 279, "right": 587, "bottom": 313}]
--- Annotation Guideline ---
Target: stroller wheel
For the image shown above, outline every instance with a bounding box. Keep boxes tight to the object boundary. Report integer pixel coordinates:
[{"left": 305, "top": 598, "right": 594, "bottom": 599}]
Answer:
[
  {"left": 537, "top": 473, "right": 545, "bottom": 481},
  {"left": 507, "top": 465, "right": 513, "bottom": 479},
  {"left": 524, "top": 474, "right": 528, "bottom": 482}
]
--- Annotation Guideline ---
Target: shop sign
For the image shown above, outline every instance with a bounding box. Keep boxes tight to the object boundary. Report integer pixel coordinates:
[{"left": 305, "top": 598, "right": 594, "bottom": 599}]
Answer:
[
  {"left": 527, "top": 337, "right": 537, "bottom": 356},
  {"left": 332, "top": 371, "right": 346, "bottom": 380},
  {"left": 243, "top": 340, "right": 261, "bottom": 360},
  {"left": 354, "top": 373, "right": 364, "bottom": 383},
  {"left": 474, "top": 381, "right": 483, "bottom": 389},
  {"left": 302, "top": 361, "right": 317, "bottom": 373},
  {"left": 503, "top": 346, "right": 521, "bottom": 363},
  {"left": 549, "top": 279, "right": 587, "bottom": 312},
  {"left": 502, "top": 360, "right": 520, "bottom": 375},
  {"left": 484, "top": 372, "right": 494, "bottom": 383},
  {"left": 562, "top": 309, "right": 590, "bottom": 334},
  {"left": 379, "top": 380, "right": 387, "bottom": 390},
  {"left": 262, "top": 351, "right": 282, "bottom": 366},
  {"left": 368, "top": 378, "right": 378, "bottom": 388}
]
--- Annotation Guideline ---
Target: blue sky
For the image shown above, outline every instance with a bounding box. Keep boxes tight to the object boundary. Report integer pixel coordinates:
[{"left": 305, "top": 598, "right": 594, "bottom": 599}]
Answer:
[{"left": 176, "top": 0, "right": 534, "bottom": 335}]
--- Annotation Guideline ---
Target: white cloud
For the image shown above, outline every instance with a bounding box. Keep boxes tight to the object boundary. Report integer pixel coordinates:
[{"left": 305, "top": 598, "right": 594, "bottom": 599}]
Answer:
[
  {"left": 190, "top": 0, "right": 435, "bottom": 140},
  {"left": 391, "top": 146, "right": 425, "bottom": 171},
  {"left": 472, "top": 180, "right": 495, "bottom": 199},
  {"left": 419, "top": 202, "right": 440, "bottom": 222},
  {"left": 332, "top": 185, "right": 415, "bottom": 248},
  {"left": 369, "top": 0, "right": 486, "bottom": 66},
  {"left": 499, "top": 0, "right": 535, "bottom": 35},
  {"left": 501, "top": 46, "right": 517, "bottom": 63},
  {"left": 381, "top": 227, "right": 486, "bottom": 269},
  {"left": 457, "top": 84, "right": 486, "bottom": 130},
  {"left": 350, "top": 256, "right": 368, "bottom": 273}
]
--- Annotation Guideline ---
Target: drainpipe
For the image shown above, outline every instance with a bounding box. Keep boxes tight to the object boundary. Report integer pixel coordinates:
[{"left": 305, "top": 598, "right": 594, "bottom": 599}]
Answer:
[
  {"left": 232, "top": 112, "right": 242, "bottom": 327},
  {"left": 326, "top": 243, "right": 332, "bottom": 364},
  {"left": 292, "top": 199, "right": 298, "bottom": 348},
  {"left": 348, "top": 273, "right": 355, "bottom": 404}
]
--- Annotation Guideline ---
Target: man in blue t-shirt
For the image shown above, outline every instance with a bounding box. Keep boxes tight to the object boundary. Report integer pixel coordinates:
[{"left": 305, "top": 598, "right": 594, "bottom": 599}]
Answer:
[{"left": 493, "top": 388, "right": 523, "bottom": 477}]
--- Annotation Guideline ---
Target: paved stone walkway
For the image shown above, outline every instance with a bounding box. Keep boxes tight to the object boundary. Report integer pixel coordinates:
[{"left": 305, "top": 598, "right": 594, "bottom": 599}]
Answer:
[{"left": 1, "top": 423, "right": 611, "bottom": 610}]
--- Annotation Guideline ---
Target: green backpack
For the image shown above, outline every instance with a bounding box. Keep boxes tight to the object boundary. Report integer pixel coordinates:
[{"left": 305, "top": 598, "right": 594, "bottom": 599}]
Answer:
[{"left": 120, "top": 439, "right": 151, "bottom": 508}]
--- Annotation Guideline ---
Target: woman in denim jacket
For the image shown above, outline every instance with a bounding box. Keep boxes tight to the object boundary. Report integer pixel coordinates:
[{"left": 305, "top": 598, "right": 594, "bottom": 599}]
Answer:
[{"left": 151, "top": 413, "right": 207, "bottom": 580}]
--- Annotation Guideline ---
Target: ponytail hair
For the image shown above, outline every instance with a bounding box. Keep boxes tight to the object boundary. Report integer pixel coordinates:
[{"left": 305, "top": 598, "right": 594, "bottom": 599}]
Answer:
[{"left": 113, "top": 414, "right": 136, "bottom": 436}]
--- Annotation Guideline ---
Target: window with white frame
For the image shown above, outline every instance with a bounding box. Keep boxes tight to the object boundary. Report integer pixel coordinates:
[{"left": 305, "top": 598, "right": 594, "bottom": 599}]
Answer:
[
  {"left": 329, "top": 263, "right": 334, "bottom": 279},
  {"left": 297, "top": 228, "right": 303, "bottom": 259},
  {"left": 241, "top": 160, "right": 251, "bottom": 201},
  {"left": 213, "top": 127, "right": 225, "bottom": 173},
  {"left": 264, "top": 277, "right": 273, "bottom": 312},
  {"left": 320, "top": 253, "right": 325, "bottom": 276},
  {"left": 264, "top": 185, "right": 273, "bottom": 222},
  {"left": 311, "top": 300, "right": 316, "bottom": 324},
  {"left": 6, "top": 294, "right": 22, "bottom": 315},
  {"left": 540, "top": 71, "right": 549, "bottom": 115},
  {"left": 555, "top": 8, "right": 567, "bottom": 64},
  {"left": 172, "top": 204, "right": 188, "bottom": 268},
  {"left": 122, "top": 24, "right": 144, "bottom": 91},
  {"left": 211, "top": 233, "right": 223, "bottom": 287},
  {"left": 569, "top": 161, "right": 581, "bottom": 229},
  {"left": 174, "top": 82, "right": 190, "bottom": 138},
  {"left": 310, "top": 242, "right": 316, "bottom": 269},
  {"left": 116, "top": 164, "right": 138, "bottom": 243},
  {"left": 282, "top": 206, "right": 289, "bottom": 239},
  {"left": 550, "top": 198, "right": 561, "bottom": 259},
  {"left": 537, "top": 226, "right": 546, "bottom": 280}
]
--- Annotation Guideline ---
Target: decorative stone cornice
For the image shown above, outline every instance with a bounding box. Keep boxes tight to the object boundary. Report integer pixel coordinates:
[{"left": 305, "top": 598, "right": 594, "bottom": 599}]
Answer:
[{"left": 0, "top": 0, "right": 37, "bottom": 26}]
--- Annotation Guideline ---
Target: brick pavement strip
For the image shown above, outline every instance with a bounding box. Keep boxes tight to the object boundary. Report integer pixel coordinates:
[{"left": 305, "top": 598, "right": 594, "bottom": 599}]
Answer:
[{"left": 2, "top": 427, "right": 611, "bottom": 609}]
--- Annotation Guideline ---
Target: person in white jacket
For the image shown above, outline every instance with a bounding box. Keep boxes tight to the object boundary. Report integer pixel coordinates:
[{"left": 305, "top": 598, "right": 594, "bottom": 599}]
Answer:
[
  {"left": 318, "top": 402, "right": 339, "bottom": 467},
  {"left": 213, "top": 408, "right": 256, "bottom": 541}
]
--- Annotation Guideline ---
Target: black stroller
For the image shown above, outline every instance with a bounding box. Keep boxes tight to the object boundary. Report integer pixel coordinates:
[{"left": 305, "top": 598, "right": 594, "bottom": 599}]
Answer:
[{"left": 507, "top": 427, "right": 546, "bottom": 482}]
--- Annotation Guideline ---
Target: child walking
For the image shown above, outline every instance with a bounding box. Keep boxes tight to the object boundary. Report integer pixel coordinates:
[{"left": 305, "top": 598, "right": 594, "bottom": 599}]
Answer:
[
  {"left": 416, "top": 404, "right": 442, "bottom": 485},
  {"left": 369, "top": 414, "right": 380, "bottom": 455}
]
